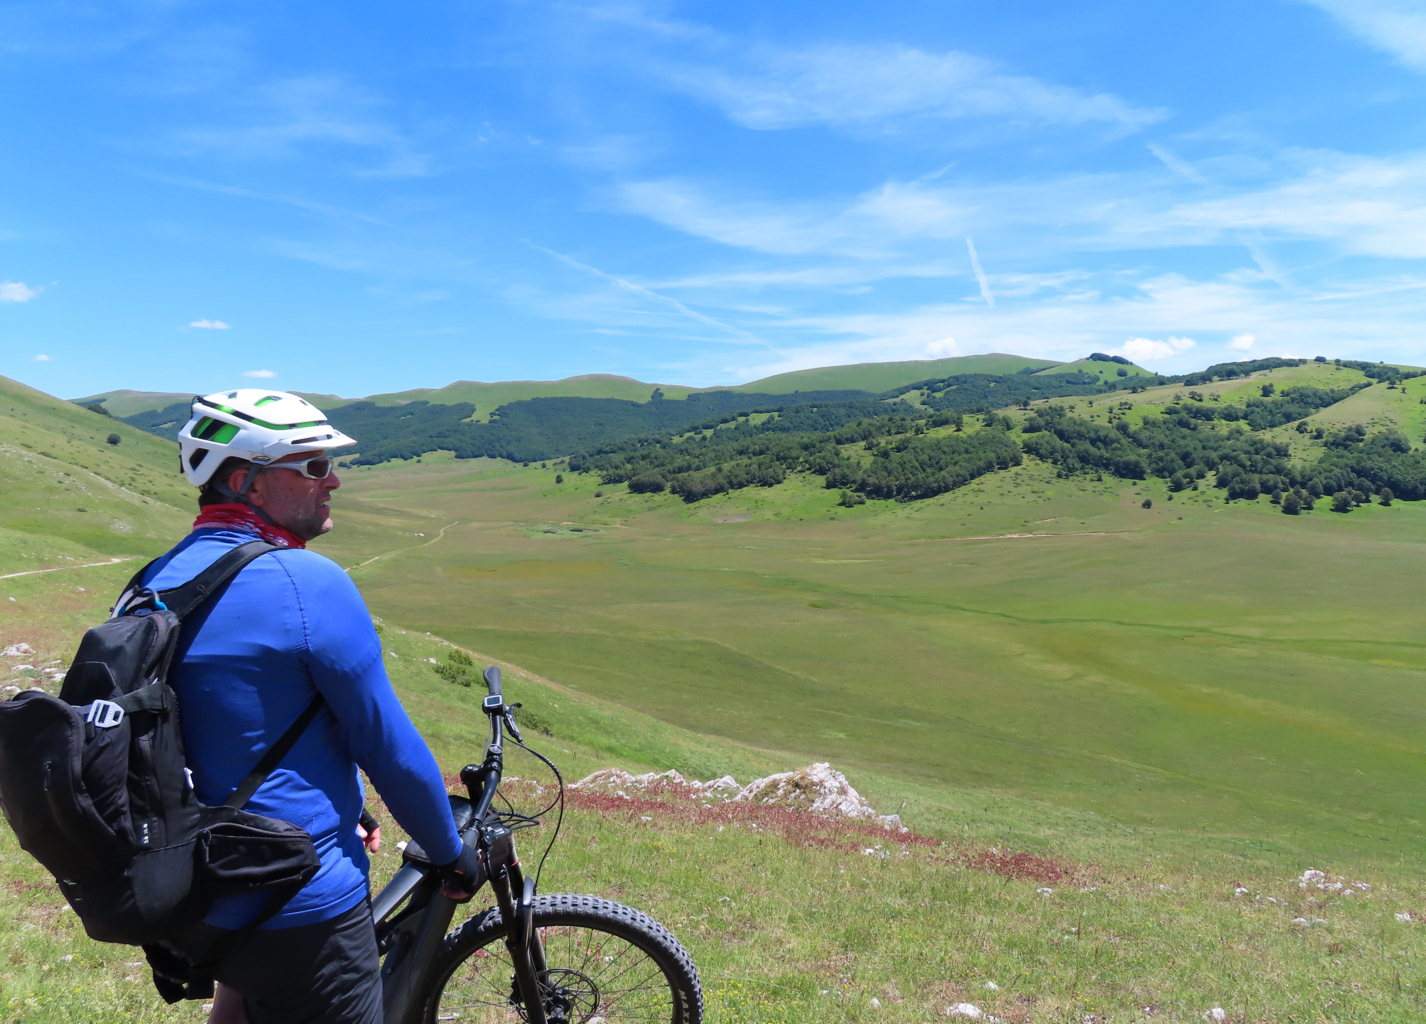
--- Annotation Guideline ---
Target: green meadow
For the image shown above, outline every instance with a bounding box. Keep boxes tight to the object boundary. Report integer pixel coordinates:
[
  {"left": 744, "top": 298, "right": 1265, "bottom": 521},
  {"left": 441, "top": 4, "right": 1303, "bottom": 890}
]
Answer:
[
  {"left": 321, "top": 421, "right": 1426, "bottom": 872},
  {"left": 7, "top": 366, "right": 1426, "bottom": 1021}
]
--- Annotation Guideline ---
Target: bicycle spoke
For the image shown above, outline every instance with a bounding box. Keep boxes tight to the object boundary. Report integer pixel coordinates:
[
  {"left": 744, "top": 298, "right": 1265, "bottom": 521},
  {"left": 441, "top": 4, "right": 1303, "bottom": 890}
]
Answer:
[{"left": 435, "top": 925, "right": 678, "bottom": 1023}]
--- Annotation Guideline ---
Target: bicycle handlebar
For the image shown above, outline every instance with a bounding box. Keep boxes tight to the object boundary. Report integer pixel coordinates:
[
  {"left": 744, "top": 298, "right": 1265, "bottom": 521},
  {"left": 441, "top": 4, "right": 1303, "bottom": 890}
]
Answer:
[{"left": 483, "top": 665, "right": 501, "bottom": 698}]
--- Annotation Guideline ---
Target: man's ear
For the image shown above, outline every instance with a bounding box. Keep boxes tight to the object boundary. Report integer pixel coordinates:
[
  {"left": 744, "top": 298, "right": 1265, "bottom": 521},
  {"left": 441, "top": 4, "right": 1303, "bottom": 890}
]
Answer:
[{"left": 227, "top": 465, "right": 264, "bottom": 505}]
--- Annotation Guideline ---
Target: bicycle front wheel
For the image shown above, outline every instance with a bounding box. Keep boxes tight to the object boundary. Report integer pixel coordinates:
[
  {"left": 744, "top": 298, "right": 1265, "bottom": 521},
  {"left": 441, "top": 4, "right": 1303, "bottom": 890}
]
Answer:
[{"left": 419, "top": 893, "right": 703, "bottom": 1024}]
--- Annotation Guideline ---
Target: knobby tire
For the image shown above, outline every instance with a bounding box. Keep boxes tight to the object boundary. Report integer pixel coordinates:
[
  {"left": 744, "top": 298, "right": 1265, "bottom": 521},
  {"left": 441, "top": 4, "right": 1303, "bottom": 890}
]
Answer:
[{"left": 417, "top": 893, "right": 703, "bottom": 1024}]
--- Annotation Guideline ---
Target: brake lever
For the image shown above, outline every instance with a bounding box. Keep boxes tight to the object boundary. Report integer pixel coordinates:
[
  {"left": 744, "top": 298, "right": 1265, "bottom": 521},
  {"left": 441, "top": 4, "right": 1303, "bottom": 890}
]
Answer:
[{"left": 503, "top": 703, "right": 524, "bottom": 744}]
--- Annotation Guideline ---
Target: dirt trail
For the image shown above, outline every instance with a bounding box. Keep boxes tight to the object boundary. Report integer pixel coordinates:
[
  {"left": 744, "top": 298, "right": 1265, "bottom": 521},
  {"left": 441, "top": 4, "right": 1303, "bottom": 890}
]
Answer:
[
  {"left": 346, "top": 520, "right": 462, "bottom": 572},
  {"left": 0, "top": 557, "right": 132, "bottom": 581}
]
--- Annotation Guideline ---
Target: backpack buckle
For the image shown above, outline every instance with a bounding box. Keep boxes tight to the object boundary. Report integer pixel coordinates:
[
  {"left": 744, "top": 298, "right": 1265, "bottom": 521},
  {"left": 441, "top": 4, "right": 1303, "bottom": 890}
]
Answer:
[{"left": 86, "top": 700, "right": 125, "bottom": 729}]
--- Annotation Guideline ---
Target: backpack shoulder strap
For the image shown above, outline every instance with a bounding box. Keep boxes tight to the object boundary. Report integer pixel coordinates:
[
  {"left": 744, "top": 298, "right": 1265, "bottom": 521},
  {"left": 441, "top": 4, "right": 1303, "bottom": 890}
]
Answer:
[
  {"left": 223, "top": 695, "right": 325, "bottom": 809},
  {"left": 158, "top": 540, "right": 281, "bottom": 619},
  {"left": 112, "top": 557, "right": 161, "bottom": 616}
]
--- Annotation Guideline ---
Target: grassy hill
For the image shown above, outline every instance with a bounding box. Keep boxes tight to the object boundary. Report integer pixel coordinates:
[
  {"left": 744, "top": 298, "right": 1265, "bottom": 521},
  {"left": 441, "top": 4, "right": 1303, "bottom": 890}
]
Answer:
[
  {"left": 8, "top": 365, "right": 1426, "bottom": 1020},
  {"left": 315, "top": 375, "right": 709, "bottom": 422},
  {"left": 67, "top": 389, "right": 192, "bottom": 418},
  {"left": 1033, "top": 356, "right": 1155, "bottom": 382},
  {"left": 70, "top": 356, "right": 1067, "bottom": 418},
  {"left": 735, "top": 353, "right": 1061, "bottom": 394},
  {"left": 0, "top": 375, "right": 190, "bottom": 563}
]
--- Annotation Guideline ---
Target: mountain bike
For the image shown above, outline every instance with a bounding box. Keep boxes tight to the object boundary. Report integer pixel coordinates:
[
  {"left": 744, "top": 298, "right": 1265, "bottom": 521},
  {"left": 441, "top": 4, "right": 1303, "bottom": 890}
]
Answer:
[{"left": 372, "top": 665, "right": 703, "bottom": 1024}]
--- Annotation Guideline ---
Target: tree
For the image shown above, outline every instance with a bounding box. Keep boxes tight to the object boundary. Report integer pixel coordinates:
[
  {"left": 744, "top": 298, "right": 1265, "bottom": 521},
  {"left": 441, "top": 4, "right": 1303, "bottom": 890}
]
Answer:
[
  {"left": 1270, "top": 488, "right": 1282, "bottom": 504},
  {"left": 1380, "top": 485, "right": 1394, "bottom": 506},
  {"left": 1332, "top": 491, "right": 1354, "bottom": 513},
  {"left": 1141, "top": 498, "right": 1153, "bottom": 509},
  {"left": 1352, "top": 489, "right": 1368, "bottom": 506},
  {"left": 628, "top": 474, "right": 666, "bottom": 493},
  {"left": 555, "top": 473, "right": 564, "bottom": 484},
  {"left": 1261, "top": 383, "right": 1275, "bottom": 397},
  {"left": 1282, "top": 492, "right": 1302, "bottom": 515},
  {"left": 106, "top": 433, "right": 120, "bottom": 446}
]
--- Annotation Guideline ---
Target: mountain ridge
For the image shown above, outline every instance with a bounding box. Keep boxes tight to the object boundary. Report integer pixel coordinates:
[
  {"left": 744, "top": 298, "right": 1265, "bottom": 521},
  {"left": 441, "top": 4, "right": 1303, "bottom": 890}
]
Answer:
[{"left": 71, "top": 352, "right": 1081, "bottom": 417}]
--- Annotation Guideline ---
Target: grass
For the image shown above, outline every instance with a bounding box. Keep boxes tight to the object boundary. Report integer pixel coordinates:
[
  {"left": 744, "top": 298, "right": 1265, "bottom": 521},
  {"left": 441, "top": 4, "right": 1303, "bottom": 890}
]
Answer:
[
  {"left": 8, "top": 367, "right": 1426, "bottom": 1020},
  {"left": 319, "top": 414, "right": 1426, "bottom": 873},
  {"left": 731, "top": 354, "right": 1062, "bottom": 394},
  {"left": 1031, "top": 359, "right": 1154, "bottom": 381},
  {"left": 4, "top": 599, "right": 1426, "bottom": 1023}
]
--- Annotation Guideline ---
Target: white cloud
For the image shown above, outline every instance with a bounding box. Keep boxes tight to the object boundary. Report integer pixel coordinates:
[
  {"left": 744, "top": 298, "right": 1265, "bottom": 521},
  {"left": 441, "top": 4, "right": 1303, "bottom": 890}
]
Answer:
[
  {"left": 925, "top": 337, "right": 959, "bottom": 357},
  {"left": 173, "top": 75, "right": 432, "bottom": 178},
  {"left": 1110, "top": 336, "right": 1197, "bottom": 365},
  {"left": 966, "top": 237, "right": 994, "bottom": 307},
  {"left": 242, "top": 369, "right": 277, "bottom": 378},
  {"left": 623, "top": 149, "right": 1426, "bottom": 265},
  {"left": 667, "top": 43, "right": 1167, "bottom": 132},
  {"left": 1229, "top": 332, "right": 1256, "bottom": 351},
  {"left": 0, "top": 281, "right": 38, "bottom": 303},
  {"left": 682, "top": 268, "right": 1426, "bottom": 385},
  {"left": 31, "top": 354, "right": 51, "bottom": 362},
  {"left": 1147, "top": 143, "right": 1206, "bottom": 183},
  {"left": 1301, "top": 0, "right": 1426, "bottom": 71},
  {"left": 190, "top": 319, "right": 231, "bottom": 329}
]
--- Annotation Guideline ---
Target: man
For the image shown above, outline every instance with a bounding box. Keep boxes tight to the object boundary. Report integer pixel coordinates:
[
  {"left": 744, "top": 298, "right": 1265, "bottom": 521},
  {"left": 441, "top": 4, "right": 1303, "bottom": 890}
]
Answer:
[{"left": 144, "top": 389, "right": 482, "bottom": 1024}]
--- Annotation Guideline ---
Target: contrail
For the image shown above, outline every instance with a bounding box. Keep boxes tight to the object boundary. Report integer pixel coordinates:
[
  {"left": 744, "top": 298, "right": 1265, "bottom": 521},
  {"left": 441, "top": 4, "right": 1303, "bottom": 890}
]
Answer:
[
  {"left": 966, "top": 236, "right": 994, "bottom": 308},
  {"left": 527, "top": 242, "right": 762, "bottom": 344}
]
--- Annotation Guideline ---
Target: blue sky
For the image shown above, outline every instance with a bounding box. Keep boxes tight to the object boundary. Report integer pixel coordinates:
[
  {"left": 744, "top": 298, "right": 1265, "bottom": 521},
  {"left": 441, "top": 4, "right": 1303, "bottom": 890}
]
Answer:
[{"left": 3, "top": 0, "right": 1425, "bottom": 399}]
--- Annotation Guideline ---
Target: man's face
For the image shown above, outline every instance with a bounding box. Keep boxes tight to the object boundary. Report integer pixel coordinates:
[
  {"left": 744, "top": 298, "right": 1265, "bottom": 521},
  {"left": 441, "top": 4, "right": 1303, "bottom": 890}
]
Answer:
[{"left": 227, "top": 451, "right": 341, "bottom": 541}]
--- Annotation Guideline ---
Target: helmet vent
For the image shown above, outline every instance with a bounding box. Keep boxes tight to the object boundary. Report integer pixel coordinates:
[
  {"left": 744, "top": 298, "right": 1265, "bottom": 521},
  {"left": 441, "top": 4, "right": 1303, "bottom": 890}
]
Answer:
[{"left": 188, "top": 448, "right": 209, "bottom": 470}]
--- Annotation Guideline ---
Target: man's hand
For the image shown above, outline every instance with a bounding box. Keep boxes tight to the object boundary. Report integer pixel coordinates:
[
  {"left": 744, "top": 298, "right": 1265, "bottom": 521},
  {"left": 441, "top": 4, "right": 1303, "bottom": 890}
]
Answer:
[
  {"left": 437, "top": 842, "right": 485, "bottom": 902},
  {"left": 358, "top": 807, "right": 381, "bottom": 853}
]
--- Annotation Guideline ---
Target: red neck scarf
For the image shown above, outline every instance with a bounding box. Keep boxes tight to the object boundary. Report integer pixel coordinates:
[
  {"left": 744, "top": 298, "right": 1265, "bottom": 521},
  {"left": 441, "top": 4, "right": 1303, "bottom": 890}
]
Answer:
[{"left": 193, "top": 503, "right": 307, "bottom": 550}]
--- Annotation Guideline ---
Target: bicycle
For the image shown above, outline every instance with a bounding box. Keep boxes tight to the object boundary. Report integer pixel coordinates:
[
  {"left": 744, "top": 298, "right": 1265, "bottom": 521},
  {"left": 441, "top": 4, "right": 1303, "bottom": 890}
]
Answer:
[{"left": 371, "top": 665, "right": 703, "bottom": 1024}]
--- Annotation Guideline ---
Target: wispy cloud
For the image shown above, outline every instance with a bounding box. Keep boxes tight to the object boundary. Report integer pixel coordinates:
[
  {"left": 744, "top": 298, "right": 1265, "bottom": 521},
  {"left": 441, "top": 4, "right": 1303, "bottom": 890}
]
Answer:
[
  {"left": 663, "top": 43, "right": 1167, "bottom": 133},
  {"left": 31, "top": 354, "right": 52, "bottom": 362},
  {"left": 528, "top": 242, "right": 763, "bottom": 344},
  {"left": 1148, "top": 142, "right": 1206, "bottom": 183},
  {"left": 685, "top": 269, "right": 1426, "bottom": 383},
  {"left": 242, "top": 369, "right": 276, "bottom": 378},
  {"left": 0, "top": 281, "right": 39, "bottom": 302},
  {"left": 171, "top": 75, "right": 432, "bottom": 178},
  {"left": 1229, "top": 332, "right": 1256, "bottom": 351},
  {"left": 1300, "top": 0, "right": 1426, "bottom": 71},
  {"left": 622, "top": 149, "right": 1426, "bottom": 263},
  {"left": 966, "top": 237, "right": 994, "bottom": 307},
  {"left": 190, "top": 318, "right": 230, "bottom": 329},
  {"left": 149, "top": 173, "right": 394, "bottom": 227}
]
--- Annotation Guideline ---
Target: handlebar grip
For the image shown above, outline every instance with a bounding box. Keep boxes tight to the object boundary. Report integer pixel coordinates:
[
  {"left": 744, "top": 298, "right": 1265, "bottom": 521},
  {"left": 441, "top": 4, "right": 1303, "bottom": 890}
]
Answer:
[{"left": 483, "top": 665, "right": 502, "bottom": 697}]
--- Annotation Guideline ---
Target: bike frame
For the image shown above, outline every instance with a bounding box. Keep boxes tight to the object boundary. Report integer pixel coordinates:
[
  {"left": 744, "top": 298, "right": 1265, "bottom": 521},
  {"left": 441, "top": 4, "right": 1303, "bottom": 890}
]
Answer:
[{"left": 372, "top": 667, "right": 550, "bottom": 1024}]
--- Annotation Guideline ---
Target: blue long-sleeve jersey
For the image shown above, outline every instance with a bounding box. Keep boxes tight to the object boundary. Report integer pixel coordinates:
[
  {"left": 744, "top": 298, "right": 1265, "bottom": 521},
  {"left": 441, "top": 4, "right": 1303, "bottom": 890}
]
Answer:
[{"left": 141, "top": 527, "right": 462, "bottom": 930}]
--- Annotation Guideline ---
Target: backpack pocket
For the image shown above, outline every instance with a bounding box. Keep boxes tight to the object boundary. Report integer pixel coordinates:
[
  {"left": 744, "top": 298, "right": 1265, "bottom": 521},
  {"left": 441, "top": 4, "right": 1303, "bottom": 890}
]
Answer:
[
  {"left": 0, "top": 692, "right": 128, "bottom": 881},
  {"left": 58, "top": 840, "right": 206, "bottom": 945},
  {"left": 198, "top": 813, "right": 320, "bottom": 900}
]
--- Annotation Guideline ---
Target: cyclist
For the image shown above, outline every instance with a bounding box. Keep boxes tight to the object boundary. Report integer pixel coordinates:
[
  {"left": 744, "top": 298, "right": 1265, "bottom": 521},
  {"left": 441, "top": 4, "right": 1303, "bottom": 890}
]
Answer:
[{"left": 144, "top": 389, "right": 482, "bottom": 1024}]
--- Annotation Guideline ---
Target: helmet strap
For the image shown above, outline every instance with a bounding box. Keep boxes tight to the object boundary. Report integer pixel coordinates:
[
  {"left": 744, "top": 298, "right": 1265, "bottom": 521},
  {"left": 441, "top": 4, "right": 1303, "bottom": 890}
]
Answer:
[{"left": 214, "top": 464, "right": 281, "bottom": 529}]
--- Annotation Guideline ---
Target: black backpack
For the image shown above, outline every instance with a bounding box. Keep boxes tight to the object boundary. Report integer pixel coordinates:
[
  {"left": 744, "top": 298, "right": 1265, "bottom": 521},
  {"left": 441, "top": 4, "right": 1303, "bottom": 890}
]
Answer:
[{"left": 0, "top": 540, "right": 322, "bottom": 957}]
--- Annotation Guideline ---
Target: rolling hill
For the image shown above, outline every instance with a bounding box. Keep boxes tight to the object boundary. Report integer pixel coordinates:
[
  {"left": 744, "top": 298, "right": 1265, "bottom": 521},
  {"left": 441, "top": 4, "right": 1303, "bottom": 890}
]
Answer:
[
  {"left": 9, "top": 360, "right": 1426, "bottom": 1021},
  {"left": 72, "top": 353, "right": 1069, "bottom": 419},
  {"left": 1033, "top": 355, "right": 1155, "bottom": 381},
  {"left": 734, "top": 353, "right": 1062, "bottom": 393}
]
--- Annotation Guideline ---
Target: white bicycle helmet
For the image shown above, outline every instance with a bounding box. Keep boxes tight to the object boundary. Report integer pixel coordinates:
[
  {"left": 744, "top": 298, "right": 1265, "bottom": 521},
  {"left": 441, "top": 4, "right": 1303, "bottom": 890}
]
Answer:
[{"left": 177, "top": 389, "right": 356, "bottom": 488}]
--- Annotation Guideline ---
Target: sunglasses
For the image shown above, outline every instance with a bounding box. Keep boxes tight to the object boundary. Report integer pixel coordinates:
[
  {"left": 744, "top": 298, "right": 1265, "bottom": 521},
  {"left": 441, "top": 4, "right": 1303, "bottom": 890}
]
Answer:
[{"left": 261, "top": 455, "right": 336, "bottom": 480}]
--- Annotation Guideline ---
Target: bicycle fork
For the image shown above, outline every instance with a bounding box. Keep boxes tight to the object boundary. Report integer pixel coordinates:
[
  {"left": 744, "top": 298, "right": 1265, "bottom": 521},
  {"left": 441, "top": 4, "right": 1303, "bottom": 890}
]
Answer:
[{"left": 491, "top": 861, "right": 552, "bottom": 1024}]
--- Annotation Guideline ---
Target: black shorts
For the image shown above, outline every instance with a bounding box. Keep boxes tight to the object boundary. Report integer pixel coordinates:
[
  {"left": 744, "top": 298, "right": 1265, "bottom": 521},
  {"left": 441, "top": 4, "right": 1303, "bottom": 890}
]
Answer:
[{"left": 215, "top": 900, "right": 382, "bottom": 1024}]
